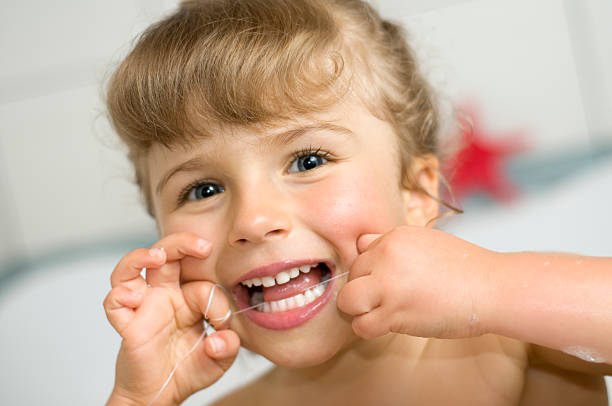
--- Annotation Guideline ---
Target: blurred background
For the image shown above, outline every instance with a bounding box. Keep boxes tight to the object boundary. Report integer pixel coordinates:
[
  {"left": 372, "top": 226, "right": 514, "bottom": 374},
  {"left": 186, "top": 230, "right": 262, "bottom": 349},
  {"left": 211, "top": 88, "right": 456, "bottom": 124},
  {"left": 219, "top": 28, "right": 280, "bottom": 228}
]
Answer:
[{"left": 0, "top": 0, "right": 610, "bottom": 404}]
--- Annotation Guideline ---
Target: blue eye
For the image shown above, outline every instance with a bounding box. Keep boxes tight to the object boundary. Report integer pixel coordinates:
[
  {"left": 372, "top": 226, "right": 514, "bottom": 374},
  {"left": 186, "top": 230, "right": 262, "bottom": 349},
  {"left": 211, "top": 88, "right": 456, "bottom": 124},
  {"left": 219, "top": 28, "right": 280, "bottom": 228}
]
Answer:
[
  {"left": 289, "top": 154, "right": 328, "bottom": 173},
  {"left": 186, "top": 183, "right": 225, "bottom": 201}
]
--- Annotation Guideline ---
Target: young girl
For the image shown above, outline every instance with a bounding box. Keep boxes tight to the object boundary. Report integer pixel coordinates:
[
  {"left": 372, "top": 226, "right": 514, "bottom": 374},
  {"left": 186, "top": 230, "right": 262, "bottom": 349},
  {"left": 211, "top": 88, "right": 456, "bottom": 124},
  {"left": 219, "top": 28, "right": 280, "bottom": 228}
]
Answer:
[{"left": 103, "top": 0, "right": 612, "bottom": 405}]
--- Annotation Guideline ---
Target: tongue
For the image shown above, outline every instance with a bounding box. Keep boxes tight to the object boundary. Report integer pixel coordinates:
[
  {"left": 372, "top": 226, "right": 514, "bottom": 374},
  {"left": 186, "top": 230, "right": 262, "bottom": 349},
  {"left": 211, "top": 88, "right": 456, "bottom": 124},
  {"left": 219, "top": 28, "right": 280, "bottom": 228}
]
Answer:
[{"left": 262, "top": 268, "right": 322, "bottom": 302}]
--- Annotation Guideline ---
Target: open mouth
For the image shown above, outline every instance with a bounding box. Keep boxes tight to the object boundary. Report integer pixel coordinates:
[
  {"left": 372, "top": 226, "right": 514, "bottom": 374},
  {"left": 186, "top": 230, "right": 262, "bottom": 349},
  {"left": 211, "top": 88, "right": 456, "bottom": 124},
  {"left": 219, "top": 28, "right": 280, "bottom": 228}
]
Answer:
[{"left": 239, "top": 262, "right": 332, "bottom": 313}]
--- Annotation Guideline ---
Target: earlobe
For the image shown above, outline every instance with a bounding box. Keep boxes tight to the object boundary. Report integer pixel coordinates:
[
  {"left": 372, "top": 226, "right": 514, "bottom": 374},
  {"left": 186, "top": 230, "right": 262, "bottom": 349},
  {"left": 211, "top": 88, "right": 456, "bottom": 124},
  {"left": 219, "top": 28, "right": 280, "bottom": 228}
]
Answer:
[{"left": 401, "top": 155, "right": 440, "bottom": 227}]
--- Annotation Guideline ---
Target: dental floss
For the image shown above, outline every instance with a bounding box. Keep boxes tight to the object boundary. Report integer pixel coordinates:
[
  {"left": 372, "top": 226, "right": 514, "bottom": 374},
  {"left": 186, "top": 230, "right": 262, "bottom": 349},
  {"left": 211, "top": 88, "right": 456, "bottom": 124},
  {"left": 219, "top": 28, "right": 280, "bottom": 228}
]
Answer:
[
  {"left": 145, "top": 285, "right": 219, "bottom": 406},
  {"left": 145, "top": 271, "right": 350, "bottom": 405}
]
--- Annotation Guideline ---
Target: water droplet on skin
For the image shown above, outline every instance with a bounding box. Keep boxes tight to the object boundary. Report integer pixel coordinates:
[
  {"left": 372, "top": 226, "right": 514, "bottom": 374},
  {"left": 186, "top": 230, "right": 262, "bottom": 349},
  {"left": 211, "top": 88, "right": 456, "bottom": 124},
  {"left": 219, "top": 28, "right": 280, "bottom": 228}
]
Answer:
[
  {"left": 543, "top": 261, "right": 550, "bottom": 266},
  {"left": 469, "top": 313, "right": 479, "bottom": 326},
  {"left": 575, "top": 259, "right": 583, "bottom": 265},
  {"left": 562, "top": 346, "right": 606, "bottom": 363},
  {"left": 462, "top": 253, "right": 470, "bottom": 259}
]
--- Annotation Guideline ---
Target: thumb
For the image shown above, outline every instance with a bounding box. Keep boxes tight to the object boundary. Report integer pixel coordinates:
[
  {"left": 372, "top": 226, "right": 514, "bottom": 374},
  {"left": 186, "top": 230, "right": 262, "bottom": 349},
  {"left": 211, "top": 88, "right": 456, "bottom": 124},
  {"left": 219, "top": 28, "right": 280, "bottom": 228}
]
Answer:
[
  {"left": 357, "top": 234, "right": 382, "bottom": 254},
  {"left": 204, "top": 329, "right": 241, "bottom": 371}
]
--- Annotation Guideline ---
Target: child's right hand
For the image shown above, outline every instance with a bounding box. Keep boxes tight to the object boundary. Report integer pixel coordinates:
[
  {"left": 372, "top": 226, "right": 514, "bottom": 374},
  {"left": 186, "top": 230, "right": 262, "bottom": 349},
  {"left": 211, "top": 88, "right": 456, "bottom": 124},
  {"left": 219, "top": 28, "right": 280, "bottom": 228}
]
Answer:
[{"left": 103, "top": 232, "right": 240, "bottom": 406}]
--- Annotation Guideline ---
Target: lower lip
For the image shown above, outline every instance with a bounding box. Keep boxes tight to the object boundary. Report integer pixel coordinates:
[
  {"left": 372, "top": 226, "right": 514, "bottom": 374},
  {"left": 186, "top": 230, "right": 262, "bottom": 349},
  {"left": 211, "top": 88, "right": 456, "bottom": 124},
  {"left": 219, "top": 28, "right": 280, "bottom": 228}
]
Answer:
[{"left": 233, "top": 276, "right": 336, "bottom": 330}]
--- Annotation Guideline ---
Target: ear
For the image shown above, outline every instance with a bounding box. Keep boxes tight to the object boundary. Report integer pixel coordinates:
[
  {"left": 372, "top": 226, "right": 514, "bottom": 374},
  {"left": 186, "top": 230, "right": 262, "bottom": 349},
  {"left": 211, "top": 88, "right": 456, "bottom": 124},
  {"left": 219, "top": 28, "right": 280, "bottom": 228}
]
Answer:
[{"left": 400, "top": 155, "right": 440, "bottom": 227}]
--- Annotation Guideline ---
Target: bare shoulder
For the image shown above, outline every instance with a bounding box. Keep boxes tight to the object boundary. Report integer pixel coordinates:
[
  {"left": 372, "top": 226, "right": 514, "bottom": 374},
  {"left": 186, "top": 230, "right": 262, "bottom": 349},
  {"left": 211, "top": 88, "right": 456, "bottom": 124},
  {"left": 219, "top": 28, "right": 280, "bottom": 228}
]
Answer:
[
  {"left": 477, "top": 337, "right": 608, "bottom": 405},
  {"left": 520, "top": 361, "right": 608, "bottom": 405},
  {"left": 519, "top": 343, "right": 610, "bottom": 405}
]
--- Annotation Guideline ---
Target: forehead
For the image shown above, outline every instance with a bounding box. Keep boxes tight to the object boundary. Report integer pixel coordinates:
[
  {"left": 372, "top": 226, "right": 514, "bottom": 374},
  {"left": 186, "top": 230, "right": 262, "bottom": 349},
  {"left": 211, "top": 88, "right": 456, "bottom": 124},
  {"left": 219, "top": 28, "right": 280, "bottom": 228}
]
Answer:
[{"left": 150, "top": 95, "right": 394, "bottom": 161}]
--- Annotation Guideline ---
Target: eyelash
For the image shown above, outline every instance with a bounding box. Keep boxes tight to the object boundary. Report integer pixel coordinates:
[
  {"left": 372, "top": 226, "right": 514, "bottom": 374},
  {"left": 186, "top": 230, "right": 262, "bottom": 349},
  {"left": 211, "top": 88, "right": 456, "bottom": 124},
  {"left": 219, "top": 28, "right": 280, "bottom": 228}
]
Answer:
[
  {"left": 175, "top": 146, "right": 333, "bottom": 206},
  {"left": 288, "top": 146, "right": 333, "bottom": 172},
  {"left": 177, "top": 178, "right": 213, "bottom": 206}
]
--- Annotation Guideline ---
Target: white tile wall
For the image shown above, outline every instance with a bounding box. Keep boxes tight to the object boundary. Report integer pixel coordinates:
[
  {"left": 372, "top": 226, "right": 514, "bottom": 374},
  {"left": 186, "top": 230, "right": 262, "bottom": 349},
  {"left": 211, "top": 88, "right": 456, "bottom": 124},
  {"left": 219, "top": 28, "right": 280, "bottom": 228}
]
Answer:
[
  {"left": 564, "top": 0, "right": 612, "bottom": 139},
  {"left": 0, "top": 149, "right": 25, "bottom": 264},
  {"left": 380, "top": 0, "right": 592, "bottom": 151},
  {"left": 0, "top": 85, "right": 156, "bottom": 258},
  {"left": 0, "top": 1, "right": 179, "bottom": 263},
  {"left": 1, "top": 1, "right": 157, "bottom": 103}
]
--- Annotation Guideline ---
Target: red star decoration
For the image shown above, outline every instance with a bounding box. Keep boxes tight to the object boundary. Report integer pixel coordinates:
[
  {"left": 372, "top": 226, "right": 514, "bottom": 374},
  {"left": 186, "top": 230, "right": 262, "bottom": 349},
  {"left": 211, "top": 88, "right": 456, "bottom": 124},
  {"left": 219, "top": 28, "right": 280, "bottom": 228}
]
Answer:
[{"left": 443, "top": 106, "right": 526, "bottom": 203}]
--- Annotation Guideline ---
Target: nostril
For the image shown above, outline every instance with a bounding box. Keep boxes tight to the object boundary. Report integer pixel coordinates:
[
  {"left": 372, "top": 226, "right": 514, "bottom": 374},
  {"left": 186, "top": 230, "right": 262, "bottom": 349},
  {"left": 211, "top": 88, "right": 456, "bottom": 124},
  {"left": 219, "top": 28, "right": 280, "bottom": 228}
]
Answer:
[
  {"left": 232, "top": 228, "right": 287, "bottom": 246},
  {"left": 265, "top": 228, "right": 285, "bottom": 238}
]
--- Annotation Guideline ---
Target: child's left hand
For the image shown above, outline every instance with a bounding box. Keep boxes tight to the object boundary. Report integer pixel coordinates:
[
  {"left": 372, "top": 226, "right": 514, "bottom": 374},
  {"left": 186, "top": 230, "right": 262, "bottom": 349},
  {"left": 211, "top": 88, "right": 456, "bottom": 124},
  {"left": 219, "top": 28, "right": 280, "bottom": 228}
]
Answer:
[{"left": 337, "top": 226, "right": 494, "bottom": 340}]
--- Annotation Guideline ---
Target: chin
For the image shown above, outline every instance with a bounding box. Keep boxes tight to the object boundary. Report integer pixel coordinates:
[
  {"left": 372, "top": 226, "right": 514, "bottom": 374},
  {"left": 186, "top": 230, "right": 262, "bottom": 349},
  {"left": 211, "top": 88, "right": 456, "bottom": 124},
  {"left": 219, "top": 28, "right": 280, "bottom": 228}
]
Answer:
[
  {"left": 238, "top": 304, "right": 355, "bottom": 369},
  {"left": 255, "top": 328, "right": 353, "bottom": 368}
]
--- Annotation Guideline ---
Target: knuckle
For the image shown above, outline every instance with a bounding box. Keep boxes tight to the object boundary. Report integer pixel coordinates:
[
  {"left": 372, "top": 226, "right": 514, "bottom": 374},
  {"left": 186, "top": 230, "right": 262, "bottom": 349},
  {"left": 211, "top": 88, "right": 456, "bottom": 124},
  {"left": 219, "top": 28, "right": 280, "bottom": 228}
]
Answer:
[
  {"left": 105, "top": 286, "right": 120, "bottom": 300},
  {"left": 113, "top": 249, "right": 146, "bottom": 273},
  {"left": 396, "top": 225, "right": 411, "bottom": 234},
  {"left": 389, "top": 314, "right": 409, "bottom": 335},
  {"left": 351, "top": 255, "right": 371, "bottom": 274},
  {"left": 102, "top": 292, "right": 111, "bottom": 308},
  {"left": 103, "top": 294, "right": 118, "bottom": 312},
  {"left": 200, "top": 280, "right": 219, "bottom": 297},
  {"left": 155, "top": 233, "right": 187, "bottom": 249},
  {"left": 133, "top": 247, "right": 150, "bottom": 256},
  {"left": 124, "top": 248, "right": 148, "bottom": 263},
  {"left": 352, "top": 317, "right": 371, "bottom": 338},
  {"left": 338, "top": 284, "right": 356, "bottom": 308},
  {"left": 378, "top": 238, "right": 395, "bottom": 256},
  {"left": 336, "top": 289, "right": 349, "bottom": 311},
  {"left": 176, "top": 231, "right": 200, "bottom": 245}
]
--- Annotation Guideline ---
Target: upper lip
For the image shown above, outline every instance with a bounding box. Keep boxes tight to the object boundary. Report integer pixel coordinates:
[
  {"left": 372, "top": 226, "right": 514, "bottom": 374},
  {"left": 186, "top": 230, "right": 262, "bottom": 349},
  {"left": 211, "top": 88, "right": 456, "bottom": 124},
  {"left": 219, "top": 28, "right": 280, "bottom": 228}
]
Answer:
[{"left": 234, "top": 259, "right": 331, "bottom": 286}]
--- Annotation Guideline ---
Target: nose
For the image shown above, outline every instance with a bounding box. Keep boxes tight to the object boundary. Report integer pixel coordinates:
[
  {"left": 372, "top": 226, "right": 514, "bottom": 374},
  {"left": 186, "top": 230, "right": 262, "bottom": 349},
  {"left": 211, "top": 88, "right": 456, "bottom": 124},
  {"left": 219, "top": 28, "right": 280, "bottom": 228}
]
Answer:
[{"left": 227, "top": 184, "right": 292, "bottom": 246}]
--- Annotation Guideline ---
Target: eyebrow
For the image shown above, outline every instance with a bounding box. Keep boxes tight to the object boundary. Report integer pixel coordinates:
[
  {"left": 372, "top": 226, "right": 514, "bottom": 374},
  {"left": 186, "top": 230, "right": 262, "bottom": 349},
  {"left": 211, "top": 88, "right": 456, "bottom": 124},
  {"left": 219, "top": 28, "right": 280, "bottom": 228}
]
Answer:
[
  {"left": 155, "top": 123, "right": 353, "bottom": 195},
  {"left": 263, "top": 123, "right": 354, "bottom": 147},
  {"left": 156, "top": 156, "right": 207, "bottom": 196}
]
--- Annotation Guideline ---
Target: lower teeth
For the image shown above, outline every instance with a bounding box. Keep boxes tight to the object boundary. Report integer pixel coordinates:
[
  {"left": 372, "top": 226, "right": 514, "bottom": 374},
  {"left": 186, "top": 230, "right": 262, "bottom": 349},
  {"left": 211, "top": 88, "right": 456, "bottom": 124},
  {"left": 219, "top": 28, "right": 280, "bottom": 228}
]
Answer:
[{"left": 250, "top": 281, "right": 328, "bottom": 313}]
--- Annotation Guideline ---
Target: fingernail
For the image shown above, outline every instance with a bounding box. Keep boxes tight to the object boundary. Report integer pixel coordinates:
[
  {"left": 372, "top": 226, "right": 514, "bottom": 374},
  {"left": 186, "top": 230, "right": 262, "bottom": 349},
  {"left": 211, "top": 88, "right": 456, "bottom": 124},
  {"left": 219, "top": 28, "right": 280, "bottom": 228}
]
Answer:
[
  {"left": 197, "top": 239, "right": 211, "bottom": 252},
  {"left": 149, "top": 248, "right": 164, "bottom": 258},
  {"left": 209, "top": 335, "right": 226, "bottom": 354}
]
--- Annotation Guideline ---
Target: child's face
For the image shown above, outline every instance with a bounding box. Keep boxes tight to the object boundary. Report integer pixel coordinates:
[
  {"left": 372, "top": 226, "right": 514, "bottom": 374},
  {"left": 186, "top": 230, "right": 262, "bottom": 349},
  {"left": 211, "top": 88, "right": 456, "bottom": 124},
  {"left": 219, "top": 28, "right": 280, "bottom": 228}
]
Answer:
[{"left": 147, "top": 97, "right": 437, "bottom": 367}]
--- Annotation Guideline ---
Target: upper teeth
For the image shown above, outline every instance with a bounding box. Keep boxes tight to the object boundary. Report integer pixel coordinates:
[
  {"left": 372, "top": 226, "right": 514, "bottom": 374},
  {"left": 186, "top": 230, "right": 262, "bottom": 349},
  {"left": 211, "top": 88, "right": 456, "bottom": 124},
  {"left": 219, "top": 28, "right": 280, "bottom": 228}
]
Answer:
[{"left": 241, "top": 264, "right": 317, "bottom": 288}]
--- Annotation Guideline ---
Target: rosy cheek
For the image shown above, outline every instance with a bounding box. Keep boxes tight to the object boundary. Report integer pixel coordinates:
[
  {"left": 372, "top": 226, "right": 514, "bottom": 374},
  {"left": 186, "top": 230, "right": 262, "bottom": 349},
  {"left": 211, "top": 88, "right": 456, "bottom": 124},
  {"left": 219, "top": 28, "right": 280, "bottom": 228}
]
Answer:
[{"left": 299, "top": 171, "right": 403, "bottom": 265}]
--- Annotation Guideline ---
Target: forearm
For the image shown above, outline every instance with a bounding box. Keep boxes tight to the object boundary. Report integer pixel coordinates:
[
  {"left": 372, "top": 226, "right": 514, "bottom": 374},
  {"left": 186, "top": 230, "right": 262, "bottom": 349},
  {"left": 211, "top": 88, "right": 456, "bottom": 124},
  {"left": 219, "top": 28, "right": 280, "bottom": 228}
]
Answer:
[{"left": 483, "top": 252, "right": 612, "bottom": 364}]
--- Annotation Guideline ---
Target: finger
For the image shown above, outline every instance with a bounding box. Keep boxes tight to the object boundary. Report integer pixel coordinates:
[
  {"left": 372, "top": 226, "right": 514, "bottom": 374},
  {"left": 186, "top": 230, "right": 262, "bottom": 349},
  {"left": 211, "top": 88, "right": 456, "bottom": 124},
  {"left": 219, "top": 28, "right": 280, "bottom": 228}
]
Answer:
[
  {"left": 110, "top": 248, "right": 165, "bottom": 288},
  {"left": 351, "top": 306, "right": 389, "bottom": 339},
  {"left": 146, "top": 233, "right": 212, "bottom": 287},
  {"left": 103, "top": 286, "right": 143, "bottom": 335},
  {"left": 336, "top": 275, "right": 381, "bottom": 316},
  {"left": 357, "top": 233, "right": 382, "bottom": 254},
  {"left": 348, "top": 250, "right": 375, "bottom": 280},
  {"left": 204, "top": 329, "right": 241, "bottom": 372},
  {"left": 181, "top": 281, "right": 232, "bottom": 329},
  {"left": 151, "top": 232, "right": 212, "bottom": 262},
  {"left": 177, "top": 329, "right": 240, "bottom": 392}
]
